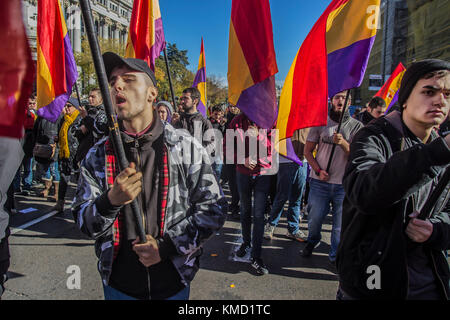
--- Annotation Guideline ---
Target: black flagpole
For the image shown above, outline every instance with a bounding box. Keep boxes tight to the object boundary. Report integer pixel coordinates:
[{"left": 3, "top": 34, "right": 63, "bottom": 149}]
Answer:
[
  {"left": 325, "top": 90, "right": 351, "bottom": 173},
  {"left": 74, "top": 82, "right": 83, "bottom": 108},
  {"left": 163, "top": 43, "right": 177, "bottom": 110},
  {"left": 79, "top": 0, "right": 146, "bottom": 243}
]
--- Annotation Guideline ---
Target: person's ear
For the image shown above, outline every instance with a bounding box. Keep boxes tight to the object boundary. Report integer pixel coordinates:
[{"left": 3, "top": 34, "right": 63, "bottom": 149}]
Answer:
[{"left": 147, "top": 86, "right": 158, "bottom": 102}]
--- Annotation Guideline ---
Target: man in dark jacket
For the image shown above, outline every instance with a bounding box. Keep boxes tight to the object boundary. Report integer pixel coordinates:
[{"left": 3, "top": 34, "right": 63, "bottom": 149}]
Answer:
[
  {"left": 337, "top": 59, "right": 450, "bottom": 300},
  {"left": 75, "top": 88, "right": 108, "bottom": 164},
  {"left": 54, "top": 98, "right": 82, "bottom": 212},
  {"left": 172, "top": 87, "right": 215, "bottom": 157},
  {"left": 356, "top": 96, "right": 386, "bottom": 125},
  {"left": 72, "top": 53, "right": 226, "bottom": 300}
]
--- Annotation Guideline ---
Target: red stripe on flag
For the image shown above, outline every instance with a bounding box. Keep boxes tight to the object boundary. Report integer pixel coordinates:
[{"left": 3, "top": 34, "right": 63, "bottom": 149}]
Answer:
[
  {"left": 38, "top": 0, "right": 67, "bottom": 96},
  {"left": 129, "top": 0, "right": 151, "bottom": 64},
  {"left": 284, "top": 0, "right": 353, "bottom": 137},
  {"left": 231, "top": 0, "right": 277, "bottom": 83}
]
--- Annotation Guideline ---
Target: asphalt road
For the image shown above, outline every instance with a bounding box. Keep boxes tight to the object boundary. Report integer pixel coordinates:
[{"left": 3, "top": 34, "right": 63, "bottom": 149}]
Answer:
[{"left": 3, "top": 181, "right": 339, "bottom": 300}]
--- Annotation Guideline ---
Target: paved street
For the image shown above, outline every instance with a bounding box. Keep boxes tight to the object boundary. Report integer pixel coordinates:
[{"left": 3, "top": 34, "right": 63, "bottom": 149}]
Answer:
[{"left": 3, "top": 182, "right": 339, "bottom": 300}]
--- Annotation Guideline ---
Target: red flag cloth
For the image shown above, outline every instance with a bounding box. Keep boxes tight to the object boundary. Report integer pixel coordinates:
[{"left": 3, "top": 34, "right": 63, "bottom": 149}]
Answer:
[{"left": 0, "top": 1, "right": 35, "bottom": 139}]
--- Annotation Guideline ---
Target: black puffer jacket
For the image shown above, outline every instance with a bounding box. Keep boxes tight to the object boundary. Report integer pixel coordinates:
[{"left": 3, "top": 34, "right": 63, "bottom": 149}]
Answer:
[
  {"left": 173, "top": 112, "right": 214, "bottom": 156},
  {"left": 337, "top": 111, "right": 450, "bottom": 299},
  {"left": 75, "top": 105, "right": 108, "bottom": 164},
  {"left": 32, "top": 116, "right": 60, "bottom": 164}
]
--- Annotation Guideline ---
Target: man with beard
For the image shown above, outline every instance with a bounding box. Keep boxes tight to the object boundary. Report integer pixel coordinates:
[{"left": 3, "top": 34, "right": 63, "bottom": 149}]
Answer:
[
  {"left": 172, "top": 87, "right": 214, "bottom": 157},
  {"left": 302, "top": 91, "right": 363, "bottom": 262}
]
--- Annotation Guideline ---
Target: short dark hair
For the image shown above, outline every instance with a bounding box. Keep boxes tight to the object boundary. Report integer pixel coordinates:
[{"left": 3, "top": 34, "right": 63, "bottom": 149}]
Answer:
[
  {"left": 182, "top": 87, "right": 201, "bottom": 106},
  {"left": 211, "top": 105, "right": 224, "bottom": 113},
  {"left": 368, "top": 96, "right": 386, "bottom": 110},
  {"left": 89, "top": 88, "right": 101, "bottom": 94}
]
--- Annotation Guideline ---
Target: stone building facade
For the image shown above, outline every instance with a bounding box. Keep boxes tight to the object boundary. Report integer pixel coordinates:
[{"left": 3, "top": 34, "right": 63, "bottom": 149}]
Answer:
[{"left": 21, "top": 0, "right": 133, "bottom": 58}]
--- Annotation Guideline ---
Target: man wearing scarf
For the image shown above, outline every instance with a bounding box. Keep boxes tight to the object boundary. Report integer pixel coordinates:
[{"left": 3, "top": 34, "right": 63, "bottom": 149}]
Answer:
[
  {"left": 302, "top": 91, "right": 364, "bottom": 262},
  {"left": 54, "top": 97, "right": 81, "bottom": 212}
]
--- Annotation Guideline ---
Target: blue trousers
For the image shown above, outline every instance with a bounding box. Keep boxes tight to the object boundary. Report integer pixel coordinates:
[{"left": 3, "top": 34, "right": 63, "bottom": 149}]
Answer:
[
  {"left": 306, "top": 179, "right": 345, "bottom": 261},
  {"left": 267, "top": 162, "right": 308, "bottom": 234}
]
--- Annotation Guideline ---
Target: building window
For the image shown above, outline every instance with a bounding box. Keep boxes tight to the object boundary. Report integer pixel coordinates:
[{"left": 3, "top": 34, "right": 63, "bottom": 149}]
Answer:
[{"left": 110, "top": 3, "right": 118, "bottom": 13}]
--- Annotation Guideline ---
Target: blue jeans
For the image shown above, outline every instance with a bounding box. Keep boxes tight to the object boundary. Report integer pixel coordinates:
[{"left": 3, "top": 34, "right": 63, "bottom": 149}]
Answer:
[
  {"left": 212, "top": 163, "right": 223, "bottom": 182},
  {"left": 12, "top": 156, "right": 34, "bottom": 191},
  {"left": 268, "top": 162, "right": 308, "bottom": 234},
  {"left": 236, "top": 171, "right": 272, "bottom": 260},
  {"left": 103, "top": 284, "right": 190, "bottom": 300},
  {"left": 306, "top": 178, "right": 345, "bottom": 261}
]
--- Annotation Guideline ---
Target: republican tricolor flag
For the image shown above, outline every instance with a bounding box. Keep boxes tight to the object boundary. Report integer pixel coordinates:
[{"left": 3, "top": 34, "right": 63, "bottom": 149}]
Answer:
[
  {"left": 277, "top": 0, "right": 380, "bottom": 140},
  {"left": 0, "top": 1, "right": 35, "bottom": 138},
  {"left": 126, "top": 0, "right": 166, "bottom": 71},
  {"left": 228, "top": 0, "right": 278, "bottom": 129},
  {"left": 375, "top": 62, "right": 406, "bottom": 114},
  {"left": 37, "top": 0, "right": 78, "bottom": 123},
  {"left": 193, "top": 38, "right": 207, "bottom": 118}
]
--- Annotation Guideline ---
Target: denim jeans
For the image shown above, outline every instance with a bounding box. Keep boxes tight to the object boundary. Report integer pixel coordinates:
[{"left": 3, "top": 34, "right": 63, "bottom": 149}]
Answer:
[
  {"left": 236, "top": 171, "right": 272, "bottom": 260},
  {"left": 103, "top": 284, "right": 190, "bottom": 300},
  {"left": 36, "top": 161, "right": 60, "bottom": 182},
  {"left": 12, "top": 156, "right": 34, "bottom": 191},
  {"left": 306, "top": 178, "right": 345, "bottom": 261},
  {"left": 268, "top": 162, "right": 308, "bottom": 234},
  {"left": 225, "top": 164, "right": 240, "bottom": 214},
  {"left": 212, "top": 163, "right": 223, "bottom": 182}
]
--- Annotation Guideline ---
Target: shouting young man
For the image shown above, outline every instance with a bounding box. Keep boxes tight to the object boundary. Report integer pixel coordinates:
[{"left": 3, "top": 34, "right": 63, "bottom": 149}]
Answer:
[{"left": 72, "top": 53, "right": 226, "bottom": 300}]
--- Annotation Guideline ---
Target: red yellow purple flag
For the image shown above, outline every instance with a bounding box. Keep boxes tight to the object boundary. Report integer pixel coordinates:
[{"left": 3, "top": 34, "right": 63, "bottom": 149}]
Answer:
[
  {"left": 277, "top": 0, "right": 380, "bottom": 140},
  {"left": 37, "top": 0, "right": 79, "bottom": 123},
  {"left": 375, "top": 62, "right": 406, "bottom": 114},
  {"left": 126, "top": 0, "right": 166, "bottom": 71},
  {"left": 0, "top": 1, "right": 35, "bottom": 138},
  {"left": 193, "top": 38, "right": 207, "bottom": 117},
  {"left": 228, "top": 0, "right": 278, "bottom": 129}
]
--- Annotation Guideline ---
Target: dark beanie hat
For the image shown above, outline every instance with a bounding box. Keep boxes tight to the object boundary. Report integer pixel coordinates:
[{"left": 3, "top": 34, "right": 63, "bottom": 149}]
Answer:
[{"left": 398, "top": 59, "right": 450, "bottom": 107}]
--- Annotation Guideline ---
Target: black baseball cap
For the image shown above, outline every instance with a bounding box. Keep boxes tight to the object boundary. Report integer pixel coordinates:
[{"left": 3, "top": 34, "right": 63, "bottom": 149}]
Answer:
[{"left": 102, "top": 52, "right": 157, "bottom": 86}]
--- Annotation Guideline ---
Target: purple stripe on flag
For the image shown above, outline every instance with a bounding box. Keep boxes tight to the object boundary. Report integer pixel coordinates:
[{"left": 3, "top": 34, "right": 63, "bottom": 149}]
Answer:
[
  {"left": 197, "top": 100, "right": 207, "bottom": 118},
  {"left": 384, "top": 91, "right": 399, "bottom": 115},
  {"left": 284, "top": 138, "right": 303, "bottom": 166},
  {"left": 150, "top": 17, "right": 166, "bottom": 70},
  {"left": 37, "top": 35, "right": 78, "bottom": 123},
  {"left": 327, "top": 36, "right": 376, "bottom": 98},
  {"left": 236, "top": 75, "right": 278, "bottom": 129},
  {"left": 193, "top": 67, "right": 206, "bottom": 87}
]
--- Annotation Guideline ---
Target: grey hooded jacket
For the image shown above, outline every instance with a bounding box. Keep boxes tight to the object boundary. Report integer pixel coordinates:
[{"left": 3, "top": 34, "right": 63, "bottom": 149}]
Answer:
[{"left": 72, "top": 122, "right": 227, "bottom": 285}]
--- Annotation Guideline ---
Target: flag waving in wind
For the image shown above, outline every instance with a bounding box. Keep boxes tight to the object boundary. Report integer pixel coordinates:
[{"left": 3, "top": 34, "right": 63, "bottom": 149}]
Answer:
[
  {"left": 37, "top": 0, "right": 78, "bottom": 123},
  {"left": 126, "top": 0, "right": 166, "bottom": 71},
  {"left": 277, "top": 0, "right": 380, "bottom": 140},
  {"left": 0, "top": 1, "right": 35, "bottom": 138},
  {"left": 375, "top": 62, "right": 406, "bottom": 114},
  {"left": 228, "top": 0, "right": 278, "bottom": 129},
  {"left": 193, "top": 38, "right": 207, "bottom": 117}
]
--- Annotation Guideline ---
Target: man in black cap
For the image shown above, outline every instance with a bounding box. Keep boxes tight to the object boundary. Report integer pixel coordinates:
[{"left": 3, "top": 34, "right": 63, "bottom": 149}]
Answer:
[
  {"left": 72, "top": 52, "right": 226, "bottom": 300},
  {"left": 337, "top": 59, "right": 450, "bottom": 299}
]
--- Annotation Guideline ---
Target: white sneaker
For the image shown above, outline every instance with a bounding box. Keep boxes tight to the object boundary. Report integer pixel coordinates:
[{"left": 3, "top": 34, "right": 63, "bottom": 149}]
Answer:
[
  {"left": 287, "top": 229, "right": 307, "bottom": 242},
  {"left": 263, "top": 224, "right": 275, "bottom": 240}
]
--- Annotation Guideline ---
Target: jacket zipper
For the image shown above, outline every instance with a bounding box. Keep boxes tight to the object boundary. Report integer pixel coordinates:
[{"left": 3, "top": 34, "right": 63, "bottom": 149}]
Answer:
[
  {"left": 162, "top": 143, "right": 170, "bottom": 235},
  {"left": 134, "top": 138, "right": 151, "bottom": 300}
]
